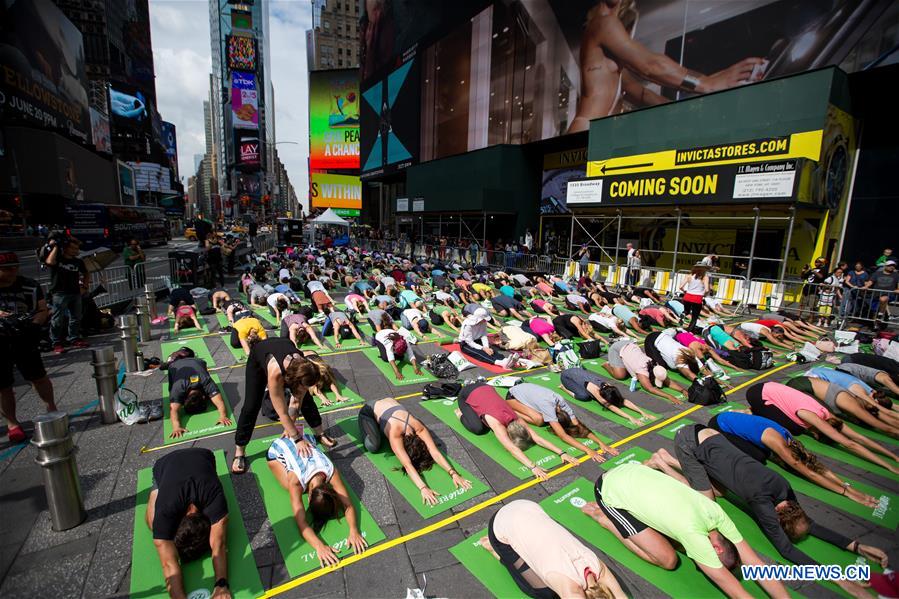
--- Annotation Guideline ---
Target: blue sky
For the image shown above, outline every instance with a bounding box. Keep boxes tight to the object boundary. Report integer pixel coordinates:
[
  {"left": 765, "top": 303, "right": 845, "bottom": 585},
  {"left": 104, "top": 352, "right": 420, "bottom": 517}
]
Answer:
[{"left": 148, "top": 0, "right": 312, "bottom": 207}]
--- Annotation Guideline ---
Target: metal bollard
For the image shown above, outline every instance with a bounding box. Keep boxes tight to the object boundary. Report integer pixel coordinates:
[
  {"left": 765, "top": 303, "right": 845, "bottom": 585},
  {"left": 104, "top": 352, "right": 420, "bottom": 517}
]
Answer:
[
  {"left": 143, "top": 283, "right": 157, "bottom": 319},
  {"left": 135, "top": 297, "right": 152, "bottom": 342},
  {"left": 117, "top": 314, "right": 141, "bottom": 372},
  {"left": 91, "top": 346, "right": 118, "bottom": 424},
  {"left": 32, "top": 412, "right": 86, "bottom": 531}
]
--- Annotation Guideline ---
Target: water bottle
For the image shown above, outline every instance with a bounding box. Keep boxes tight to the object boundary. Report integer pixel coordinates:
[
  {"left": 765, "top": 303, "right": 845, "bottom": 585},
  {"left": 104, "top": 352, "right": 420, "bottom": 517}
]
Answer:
[{"left": 629, "top": 376, "right": 638, "bottom": 392}]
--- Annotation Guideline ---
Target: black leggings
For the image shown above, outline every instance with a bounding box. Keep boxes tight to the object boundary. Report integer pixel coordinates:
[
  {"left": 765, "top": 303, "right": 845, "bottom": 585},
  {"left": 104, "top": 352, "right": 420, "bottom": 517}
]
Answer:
[
  {"left": 235, "top": 358, "right": 323, "bottom": 448},
  {"left": 487, "top": 512, "right": 557, "bottom": 599},
  {"left": 457, "top": 384, "right": 489, "bottom": 435},
  {"left": 683, "top": 299, "right": 703, "bottom": 333},
  {"left": 460, "top": 342, "right": 504, "bottom": 365},
  {"left": 358, "top": 401, "right": 383, "bottom": 452},
  {"left": 230, "top": 329, "right": 241, "bottom": 348}
]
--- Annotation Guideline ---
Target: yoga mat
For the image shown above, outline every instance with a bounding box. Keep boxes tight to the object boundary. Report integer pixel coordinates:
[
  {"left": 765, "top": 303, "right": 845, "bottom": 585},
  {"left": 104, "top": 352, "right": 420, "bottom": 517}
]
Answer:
[
  {"left": 449, "top": 529, "right": 532, "bottom": 599},
  {"left": 420, "top": 397, "right": 611, "bottom": 480},
  {"left": 161, "top": 374, "right": 235, "bottom": 445},
  {"left": 215, "top": 312, "right": 230, "bottom": 330},
  {"left": 252, "top": 305, "right": 280, "bottom": 327},
  {"left": 168, "top": 316, "right": 208, "bottom": 339},
  {"left": 797, "top": 435, "right": 899, "bottom": 483},
  {"left": 130, "top": 451, "right": 263, "bottom": 598},
  {"left": 440, "top": 343, "right": 510, "bottom": 374},
  {"left": 337, "top": 418, "right": 490, "bottom": 518},
  {"left": 159, "top": 337, "right": 216, "bottom": 367},
  {"left": 323, "top": 322, "right": 373, "bottom": 350},
  {"left": 769, "top": 461, "right": 899, "bottom": 529},
  {"left": 359, "top": 346, "right": 437, "bottom": 386},
  {"left": 245, "top": 435, "right": 387, "bottom": 577},
  {"left": 314, "top": 381, "right": 365, "bottom": 414},
  {"left": 539, "top": 477, "right": 769, "bottom": 599},
  {"left": 525, "top": 371, "right": 661, "bottom": 430},
  {"left": 221, "top": 334, "right": 248, "bottom": 363}
]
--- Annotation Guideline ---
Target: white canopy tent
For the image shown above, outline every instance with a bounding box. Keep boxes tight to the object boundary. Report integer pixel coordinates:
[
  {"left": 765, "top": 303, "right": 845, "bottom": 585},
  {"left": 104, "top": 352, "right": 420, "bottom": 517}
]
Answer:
[{"left": 307, "top": 208, "right": 350, "bottom": 245}]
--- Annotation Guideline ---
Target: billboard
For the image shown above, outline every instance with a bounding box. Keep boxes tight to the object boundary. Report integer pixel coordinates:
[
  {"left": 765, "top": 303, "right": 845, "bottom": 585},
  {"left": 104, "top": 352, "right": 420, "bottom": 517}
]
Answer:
[
  {"left": 541, "top": 149, "right": 587, "bottom": 214},
  {"left": 231, "top": 71, "right": 259, "bottom": 129},
  {"left": 237, "top": 133, "right": 261, "bottom": 169},
  {"left": 118, "top": 161, "right": 136, "bottom": 205},
  {"left": 0, "top": 0, "right": 91, "bottom": 143},
  {"left": 309, "top": 70, "right": 359, "bottom": 170},
  {"left": 126, "top": 161, "right": 174, "bottom": 193},
  {"left": 90, "top": 109, "right": 112, "bottom": 153},
  {"left": 360, "top": 57, "right": 420, "bottom": 178},
  {"left": 310, "top": 173, "right": 361, "bottom": 211},
  {"left": 227, "top": 34, "right": 257, "bottom": 72},
  {"left": 109, "top": 84, "right": 149, "bottom": 130},
  {"left": 161, "top": 121, "right": 178, "bottom": 178},
  {"left": 360, "top": 0, "right": 896, "bottom": 174}
]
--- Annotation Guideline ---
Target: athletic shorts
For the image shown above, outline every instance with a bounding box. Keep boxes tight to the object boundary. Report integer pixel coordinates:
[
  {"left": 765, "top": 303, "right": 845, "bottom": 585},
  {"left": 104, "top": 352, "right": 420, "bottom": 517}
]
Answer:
[
  {"left": 607, "top": 339, "right": 630, "bottom": 369},
  {"left": 593, "top": 474, "right": 647, "bottom": 538},
  {"left": 0, "top": 341, "right": 46, "bottom": 389}
]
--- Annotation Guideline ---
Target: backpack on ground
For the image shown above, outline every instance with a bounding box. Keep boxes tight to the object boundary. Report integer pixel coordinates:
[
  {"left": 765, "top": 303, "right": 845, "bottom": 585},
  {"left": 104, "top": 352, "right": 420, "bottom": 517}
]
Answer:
[
  {"left": 687, "top": 376, "right": 726, "bottom": 405},
  {"left": 424, "top": 353, "right": 459, "bottom": 379},
  {"left": 726, "top": 347, "right": 774, "bottom": 370},
  {"left": 551, "top": 340, "right": 581, "bottom": 369},
  {"left": 578, "top": 340, "right": 603, "bottom": 359},
  {"left": 422, "top": 382, "right": 462, "bottom": 399}
]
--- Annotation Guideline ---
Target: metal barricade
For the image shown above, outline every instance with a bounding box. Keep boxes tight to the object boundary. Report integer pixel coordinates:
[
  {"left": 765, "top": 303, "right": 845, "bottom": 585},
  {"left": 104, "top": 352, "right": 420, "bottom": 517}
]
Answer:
[
  {"left": 708, "top": 273, "right": 748, "bottom": 306},
  {"left": 90, "top": 265, "right": 134, "bottom": 308}
]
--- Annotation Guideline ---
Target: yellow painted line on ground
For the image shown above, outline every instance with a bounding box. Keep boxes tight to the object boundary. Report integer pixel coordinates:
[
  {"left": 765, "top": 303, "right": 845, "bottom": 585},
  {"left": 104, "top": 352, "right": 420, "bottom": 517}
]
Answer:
[{"left": 260, "top": 361, "right": 794, "bottom": 598}]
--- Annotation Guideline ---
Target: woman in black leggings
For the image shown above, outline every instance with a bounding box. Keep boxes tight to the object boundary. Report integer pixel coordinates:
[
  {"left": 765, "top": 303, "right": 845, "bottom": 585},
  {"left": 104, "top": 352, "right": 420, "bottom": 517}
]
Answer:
[{"left": 230, "top": 337, "right": 332, "bottom": 474}]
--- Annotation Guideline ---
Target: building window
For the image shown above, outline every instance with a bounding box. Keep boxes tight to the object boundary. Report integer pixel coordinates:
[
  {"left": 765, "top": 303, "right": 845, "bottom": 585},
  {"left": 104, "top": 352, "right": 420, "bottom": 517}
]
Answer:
[
  {"left": 338, "top": 47, "right": 343, "bottom": 54},
  {"left": 338, "top": 59, "right": 343, "bottom": 67}
]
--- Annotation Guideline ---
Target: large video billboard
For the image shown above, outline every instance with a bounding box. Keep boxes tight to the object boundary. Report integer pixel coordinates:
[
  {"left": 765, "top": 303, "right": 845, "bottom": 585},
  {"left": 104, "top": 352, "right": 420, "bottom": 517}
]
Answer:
[
  {"left": 360, "top": 0, "right": 896, "bottom": 174},
  {"left": 309, "top": 70, "right": 359, "bottom": 170},
  {"left": 231, "top": 71, "right": 259, "bottom": 129},
  {"left": 227, "top": 34, "right": 257, "bottom": 72},
  {"left": 0, "top": 0, "right": 91, "bottom": 144},
  {"left": 161, "top": 121, "right": 178, "bottom": 178},
  {"left": 109, "top": 84, "right": 150, "bottom": 130},
  {"left": 310, "top": 173, "right": 361, "bottom": 211}
]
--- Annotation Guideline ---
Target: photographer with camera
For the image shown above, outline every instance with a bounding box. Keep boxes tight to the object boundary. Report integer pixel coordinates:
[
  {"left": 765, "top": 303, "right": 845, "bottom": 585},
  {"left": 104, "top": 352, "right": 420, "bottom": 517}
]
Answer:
[
  {"left": 0, "top": 251, "right": 57, "bottom": 443},
  {"left": 44, "top": 236, "right": 90, "bottom": 353}
]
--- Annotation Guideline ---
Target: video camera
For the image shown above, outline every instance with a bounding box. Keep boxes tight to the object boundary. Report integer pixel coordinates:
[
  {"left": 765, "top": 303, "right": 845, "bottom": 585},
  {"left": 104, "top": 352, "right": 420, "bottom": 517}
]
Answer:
[
  {"left": 37, "top": 230, "right": 75, "bottom": 265},
  {"left": 0, "top": 312, "right": 37, "bottom": 338}
]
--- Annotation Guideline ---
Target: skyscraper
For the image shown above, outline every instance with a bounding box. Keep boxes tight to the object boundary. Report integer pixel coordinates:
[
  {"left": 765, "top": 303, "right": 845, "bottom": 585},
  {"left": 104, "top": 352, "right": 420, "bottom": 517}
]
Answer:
[
  {"left": 307, "top": 0, "right": 359, "bottom": 70},
  {"left": 208, "top": 0, "right": 274, "bottom": 219}
]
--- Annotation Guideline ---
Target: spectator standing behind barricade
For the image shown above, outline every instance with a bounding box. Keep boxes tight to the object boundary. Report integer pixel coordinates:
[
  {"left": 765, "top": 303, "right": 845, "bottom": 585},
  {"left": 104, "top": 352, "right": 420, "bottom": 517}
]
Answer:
[
  {"left": 629, "top": 249, "right": 642, "bottom": 286},
  {"left": 800, "top": 258, "right": 827, "bottom": 318},
  {"left": 842, "top": 262, "right": 869, "bottom": 319},
  {"left": 866, "top": 260, "right": 899, "bottom": 330},
  {"left": 816, "top": 266, "right": 843, "bottom": 327},
  {"left": 576, "top": 243, "right": 590, "bottom": 279},
  {"left": 122, "top": 238, "right": 145, "bottom": 289},
  {"left": 45, "top": 237, "right": 89, "bottom": 354},
  {"left": 469, "top": 239, "right": 479, "bottom": 265},
  {"left": 205, "top": 234, "right": 225, "bottom": 288},
  {"left": 625, "top": 243, "right": 635, "bottom": 283},
  {"left": 875, "top": 248, "right": 893, "bottom": 268},
  {"left": 0, "top": 251, "right": 56, "bottom": 443}
]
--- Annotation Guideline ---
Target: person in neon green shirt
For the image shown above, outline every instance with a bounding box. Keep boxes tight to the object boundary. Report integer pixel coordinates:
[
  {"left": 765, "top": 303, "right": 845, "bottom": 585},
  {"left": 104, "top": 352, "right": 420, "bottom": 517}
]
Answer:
[
  {"left": 875, "top": 248, "right": 893, "bottom": 267},
  {"left": 584, "top": 462, "right": 787, "bottom": 598}
]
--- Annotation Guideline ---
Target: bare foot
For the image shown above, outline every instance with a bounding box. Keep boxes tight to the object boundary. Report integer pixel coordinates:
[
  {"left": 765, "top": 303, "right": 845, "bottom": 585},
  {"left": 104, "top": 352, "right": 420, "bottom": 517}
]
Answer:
[
  {"left": 581, "top": 501, "right": 605, "bottom": 522},
  {"left": 478, "top": 536, "right": 500, "bottom": 560}
]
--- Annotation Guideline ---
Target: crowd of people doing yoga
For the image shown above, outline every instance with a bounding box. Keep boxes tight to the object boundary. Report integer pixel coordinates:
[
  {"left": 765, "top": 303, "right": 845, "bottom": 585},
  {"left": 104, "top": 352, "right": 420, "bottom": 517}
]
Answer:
[{"left": 147, "top": 244, "right": 899, "bottom": 599}]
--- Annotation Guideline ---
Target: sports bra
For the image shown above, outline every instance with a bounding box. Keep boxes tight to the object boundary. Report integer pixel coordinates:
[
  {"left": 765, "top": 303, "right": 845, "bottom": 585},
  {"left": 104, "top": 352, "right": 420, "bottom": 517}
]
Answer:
[{"left": 378, "top": 404, "right": 412, "bottom": 435}]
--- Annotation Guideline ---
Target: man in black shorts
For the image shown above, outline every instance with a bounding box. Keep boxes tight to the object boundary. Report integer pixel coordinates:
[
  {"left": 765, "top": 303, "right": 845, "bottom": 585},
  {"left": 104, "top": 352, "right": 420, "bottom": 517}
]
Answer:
[
  {"left": 0, "top": 251, "right": 56, "bottom": 443},
  {"left": 147, "top": 447, "right": 231, "bottom": 598}
]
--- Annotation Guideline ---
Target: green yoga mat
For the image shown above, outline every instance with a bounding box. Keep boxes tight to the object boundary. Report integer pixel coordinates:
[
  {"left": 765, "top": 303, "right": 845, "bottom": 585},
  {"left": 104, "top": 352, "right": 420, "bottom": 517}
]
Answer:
[
  {"left": 337, "top": 418, "right": 490, "bottom": 518},
  {"left": 161, "top": 375, "right": 235, "bottom": 445},
  {"left": 168, "top": 316, "right": 208, "bottom": 339},
  {"left": 797, "top": 434, "right": 899, "bottom": 483},
  {"left": 539, "top": 476, "right": 769, "bottom": 599},
  {"left": 769, "top": 460, "right": 899, "bottom": 529},
  {"left": 130, "top": 451, "right": 263, "bottom": 598},
  {"left": 220, "top": 334, "right": 248, "bottom": 363},
  {"left": 159, "top": 337, "right": 216, "bottom": 367},
  {"left": 524, "top": 371, "right": 661, "bottom": 430},
  {"left": 420, "top": 397, "right": 611, "bottom": 480},
  {"left": 313, "top": 381, "right": 365, "bottom": 415},
  {"left": 322, "top": 322, "right": 373, "bottom": 350},
  {"left": 359, "top": 346, "right": 437, "bottom": 386},
  {"left": 252, "top": 305, "right": 279, "bottom": 326},
  {"left": 245, "top": 435, "right": 387, "bottom": 577},
  {"left": 215, "top": 312, "right": 230, "bottom": 330},
  {"left": 450, "top": 529, "right": 532, "bottom": 599}
]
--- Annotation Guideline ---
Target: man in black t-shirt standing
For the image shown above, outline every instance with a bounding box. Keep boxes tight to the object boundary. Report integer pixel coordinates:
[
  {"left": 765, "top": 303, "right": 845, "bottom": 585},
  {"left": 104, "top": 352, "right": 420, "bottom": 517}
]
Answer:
[
  {"left": 45, "top": 238, "right": 89, "bottom": 353},
  {"left": 0, "top": 251, "right": 56, "bottom": 443},
  {"left": 866, "top": 260, "right": 899, "bottom": 328},
  {"left": 146, "top": 448, "right": 231, "bottom": 598}
]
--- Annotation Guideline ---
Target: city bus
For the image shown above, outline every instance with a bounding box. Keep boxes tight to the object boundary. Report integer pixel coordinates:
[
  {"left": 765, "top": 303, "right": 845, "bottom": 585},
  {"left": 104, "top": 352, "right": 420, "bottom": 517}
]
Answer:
[{"left": 65, "top": 204, "right": 169, "bottom": 250}]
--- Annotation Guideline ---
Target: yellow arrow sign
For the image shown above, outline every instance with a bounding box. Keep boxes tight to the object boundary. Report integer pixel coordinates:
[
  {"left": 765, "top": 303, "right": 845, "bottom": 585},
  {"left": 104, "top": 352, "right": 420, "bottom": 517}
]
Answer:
[{"left": 587, "top": 129, "right": 823, "bottom": 177}]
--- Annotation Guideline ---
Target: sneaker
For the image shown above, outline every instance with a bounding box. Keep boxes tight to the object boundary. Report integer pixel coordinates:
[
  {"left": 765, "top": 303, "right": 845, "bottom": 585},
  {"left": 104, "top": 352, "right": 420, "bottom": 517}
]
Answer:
[
  {"left": 71, "top": 339, "right": 89, "bottom": 349},
  {"left": 8, "top": 426, "right": 26, "bottom": 443},
  {"left": 52, "top": 343, "right": 66, "bottom": 354}
]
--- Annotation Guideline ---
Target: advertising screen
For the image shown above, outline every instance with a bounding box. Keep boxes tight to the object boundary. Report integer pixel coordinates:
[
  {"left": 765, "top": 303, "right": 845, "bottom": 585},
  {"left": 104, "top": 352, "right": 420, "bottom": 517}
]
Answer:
[
  {"left": 231, "top": 71, "right": 259, "bottom": 129},
  {"left": 360, "top": 57, "right": 420, "bottom": 179},
  {"left": 310, "top": 173, "right": 361, "bottom": 210},
  {"left": 227, "top": 34, "right": 257, "bottom": 72},
  {"left": 161, "top": 121, "right": 178, "bottom": 178},
  {"left": 118, "top": 161, "right": 136, "bottom": 205},
  {"left": 90, "top": 109, "right": 112, "bottom": 153},
  {"left": 231, "top": 9, "right": 252, "bottom": 31},
  {"left": 236, "top": 133, "right": 261, "bottom": 169},
  {"left": 109, "top": 84, "right": 150, "bottom": 130},
  {"left": 0, "top": 0, "right": 91, "bottom": 143},
  {"left": 360, "top": 0, "right": 895, "bottom": 173},
  {"left": 309, "top": 70, "right": 359, "bottom": 170}
]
